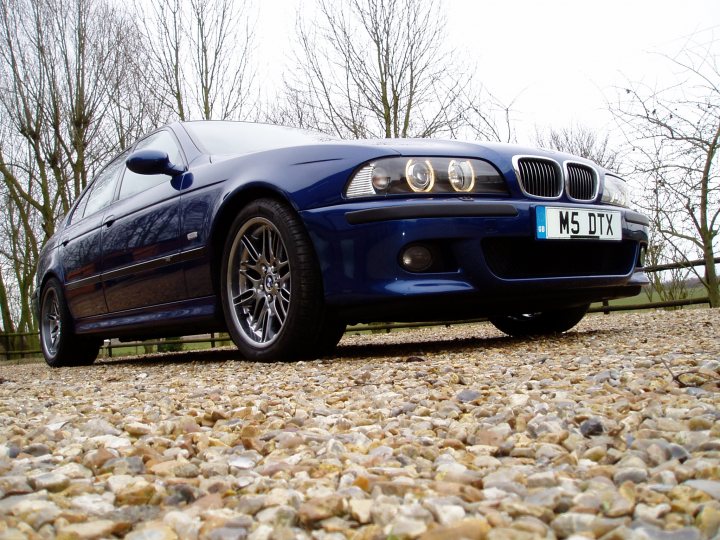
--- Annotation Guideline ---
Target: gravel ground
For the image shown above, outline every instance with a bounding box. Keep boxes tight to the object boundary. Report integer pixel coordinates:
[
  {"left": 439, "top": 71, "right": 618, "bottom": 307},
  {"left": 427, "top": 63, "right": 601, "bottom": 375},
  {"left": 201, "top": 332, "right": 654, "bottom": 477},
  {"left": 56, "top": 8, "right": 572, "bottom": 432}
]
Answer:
[{"left": 1, "top": 309, "right": 719, "bottom": 540}]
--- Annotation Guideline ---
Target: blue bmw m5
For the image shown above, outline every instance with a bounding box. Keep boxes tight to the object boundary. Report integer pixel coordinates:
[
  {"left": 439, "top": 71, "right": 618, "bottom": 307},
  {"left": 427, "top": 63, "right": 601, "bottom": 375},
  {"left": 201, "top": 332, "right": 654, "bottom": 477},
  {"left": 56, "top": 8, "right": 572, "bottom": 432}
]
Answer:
[{"left": 33, "top": 121, "right": 649, "bottom": 366}]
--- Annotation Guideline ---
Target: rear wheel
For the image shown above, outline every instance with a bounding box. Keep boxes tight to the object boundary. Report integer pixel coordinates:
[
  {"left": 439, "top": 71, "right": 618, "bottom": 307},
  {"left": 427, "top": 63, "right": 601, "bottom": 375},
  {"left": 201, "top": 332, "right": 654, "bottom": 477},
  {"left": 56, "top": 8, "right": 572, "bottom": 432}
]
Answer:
[
  {"left": 40, "top": 278, "right": 100, "bottom": 367},
  {"left": 220, "top": 199, "right": 327, "bottom": 360},
  {"left": 489, "top": 304, "right": 590, "bottom": 337}
]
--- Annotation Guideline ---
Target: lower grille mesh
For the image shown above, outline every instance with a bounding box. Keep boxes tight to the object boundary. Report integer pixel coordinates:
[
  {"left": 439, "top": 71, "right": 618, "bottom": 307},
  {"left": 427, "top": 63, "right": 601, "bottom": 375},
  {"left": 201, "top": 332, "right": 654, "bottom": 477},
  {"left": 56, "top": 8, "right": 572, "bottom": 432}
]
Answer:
[{"left": 482, "top": 237, "right": 637, "bottom": 279}]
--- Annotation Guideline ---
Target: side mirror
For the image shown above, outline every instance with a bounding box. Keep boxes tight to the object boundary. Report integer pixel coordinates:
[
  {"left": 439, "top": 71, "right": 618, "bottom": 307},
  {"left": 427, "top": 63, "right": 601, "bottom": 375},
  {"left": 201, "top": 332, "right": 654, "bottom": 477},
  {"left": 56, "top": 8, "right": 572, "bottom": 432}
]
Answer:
[{"left": 126, "top": 149, "right": 186, "bottom": 177}]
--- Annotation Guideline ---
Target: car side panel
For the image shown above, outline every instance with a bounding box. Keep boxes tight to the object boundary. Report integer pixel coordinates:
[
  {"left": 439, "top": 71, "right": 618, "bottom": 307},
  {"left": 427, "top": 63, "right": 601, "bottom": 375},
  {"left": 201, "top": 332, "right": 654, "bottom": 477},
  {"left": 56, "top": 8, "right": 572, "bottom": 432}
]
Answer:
[
  {"left": 100, "top": 181, "right": 186, "bottom": 312},
  {"left": 60, "top": 212, "right": 108, "bottom": 318},
  {"left": 180, "top": 183, "right": 221, "bottom": 299}
]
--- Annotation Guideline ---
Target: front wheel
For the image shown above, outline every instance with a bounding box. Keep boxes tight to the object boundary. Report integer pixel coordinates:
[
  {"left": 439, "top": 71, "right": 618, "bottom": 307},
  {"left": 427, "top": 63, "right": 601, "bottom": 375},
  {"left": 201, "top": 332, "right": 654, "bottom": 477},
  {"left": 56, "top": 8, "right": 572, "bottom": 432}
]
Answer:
[
  {"left": 40, "top": 278, "right": 100, "bottom": 367},
  {"left": 313, "top": 313, "right": 346, "bottom": 356},
  {"left": 220, "top": 199, "right": 326, "bottom": 361},
  {"left": 489, "top": 304, "right": 590, "bottom": 337}
]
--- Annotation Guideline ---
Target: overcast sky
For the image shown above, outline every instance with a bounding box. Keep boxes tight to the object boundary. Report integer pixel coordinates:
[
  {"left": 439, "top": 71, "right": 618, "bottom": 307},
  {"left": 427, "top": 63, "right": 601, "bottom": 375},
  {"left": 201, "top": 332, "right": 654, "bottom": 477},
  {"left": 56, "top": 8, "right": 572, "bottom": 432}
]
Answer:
[{"left": 256, "top": 0, "right": 720, "bottom": 143}]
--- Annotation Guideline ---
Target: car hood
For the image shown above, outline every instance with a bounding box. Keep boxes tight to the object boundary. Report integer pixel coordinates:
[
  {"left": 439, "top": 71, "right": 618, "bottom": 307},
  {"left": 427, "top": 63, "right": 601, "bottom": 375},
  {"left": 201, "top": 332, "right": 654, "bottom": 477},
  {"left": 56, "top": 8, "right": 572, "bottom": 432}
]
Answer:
[
  {"left": 355, "top": 138, "right": 603, "bottom": 169},
  {"left": 209, "top": 137, "right": 604, "bottom": 173}
]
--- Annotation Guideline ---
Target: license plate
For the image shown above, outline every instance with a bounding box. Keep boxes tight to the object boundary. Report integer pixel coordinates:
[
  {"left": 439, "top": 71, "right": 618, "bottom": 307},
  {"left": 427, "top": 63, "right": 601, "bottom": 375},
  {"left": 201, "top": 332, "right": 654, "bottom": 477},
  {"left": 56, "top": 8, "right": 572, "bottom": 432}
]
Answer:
[{"left": 536, "top": 206, "right": 621, "bottom": 241}]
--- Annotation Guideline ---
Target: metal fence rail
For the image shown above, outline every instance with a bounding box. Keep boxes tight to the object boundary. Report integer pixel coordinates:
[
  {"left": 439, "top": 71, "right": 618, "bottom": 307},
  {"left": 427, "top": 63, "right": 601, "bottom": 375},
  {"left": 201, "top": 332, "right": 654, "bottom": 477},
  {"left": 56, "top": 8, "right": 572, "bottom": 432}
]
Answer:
[
  {"left": 2, "top": 257, "right": 718, "bottom": 361},
  {"left": 644, "top": 257, "right": 719, "bottom": 273}
]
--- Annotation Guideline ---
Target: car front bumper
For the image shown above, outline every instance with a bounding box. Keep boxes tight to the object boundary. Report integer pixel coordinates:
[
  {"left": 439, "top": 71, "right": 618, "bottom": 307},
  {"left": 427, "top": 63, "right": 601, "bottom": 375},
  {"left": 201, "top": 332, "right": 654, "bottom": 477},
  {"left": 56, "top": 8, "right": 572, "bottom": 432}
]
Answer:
[{"left": 301, "top": 198, "right": 649, "bottom": 321}]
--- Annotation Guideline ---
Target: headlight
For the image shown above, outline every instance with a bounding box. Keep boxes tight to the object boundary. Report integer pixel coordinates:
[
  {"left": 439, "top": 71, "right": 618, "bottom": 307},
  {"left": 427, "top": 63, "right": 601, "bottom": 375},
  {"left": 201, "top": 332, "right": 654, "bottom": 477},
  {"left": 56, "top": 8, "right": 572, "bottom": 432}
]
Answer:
[
  {"left": 601, "top": 174, "right": 630, "bottom": 207},
  {"left": 405, "top": 159, "right": 435, "bottom": 192},
  {"left": 345, "top": 157, "right": 507, "bottom": 198},
  {"left": 448, "top": 159, "right": 475, "bottom": 192}
]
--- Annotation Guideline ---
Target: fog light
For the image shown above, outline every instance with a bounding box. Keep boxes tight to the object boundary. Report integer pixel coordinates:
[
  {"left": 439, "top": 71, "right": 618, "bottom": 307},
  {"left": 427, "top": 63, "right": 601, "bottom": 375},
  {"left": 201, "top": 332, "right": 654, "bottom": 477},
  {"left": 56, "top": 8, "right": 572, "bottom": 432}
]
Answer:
[{"left": 401, "top": 245, "right": 433, "bottom": 272}]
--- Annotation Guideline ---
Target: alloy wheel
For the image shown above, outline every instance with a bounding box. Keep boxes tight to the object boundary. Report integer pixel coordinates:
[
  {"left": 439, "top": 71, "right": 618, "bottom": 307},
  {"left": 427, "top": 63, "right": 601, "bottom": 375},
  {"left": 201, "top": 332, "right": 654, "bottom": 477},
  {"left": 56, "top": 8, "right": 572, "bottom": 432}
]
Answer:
[
  {"left": 41, "top": 288, "right": 62, "bottom": 356},
  {"left": 226, "top": 217, "right": 291, "bottom": 347}
]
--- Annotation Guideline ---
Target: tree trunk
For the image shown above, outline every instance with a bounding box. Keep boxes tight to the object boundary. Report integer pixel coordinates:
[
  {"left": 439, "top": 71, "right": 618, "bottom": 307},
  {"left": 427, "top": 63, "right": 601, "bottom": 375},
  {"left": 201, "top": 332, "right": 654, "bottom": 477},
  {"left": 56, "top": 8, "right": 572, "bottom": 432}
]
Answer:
[
  {"left": 0, "top": 270, "right": 16, "bottom": 335},
  {"left": 703, "top": 243, "right": 720, "bottom": 308}
]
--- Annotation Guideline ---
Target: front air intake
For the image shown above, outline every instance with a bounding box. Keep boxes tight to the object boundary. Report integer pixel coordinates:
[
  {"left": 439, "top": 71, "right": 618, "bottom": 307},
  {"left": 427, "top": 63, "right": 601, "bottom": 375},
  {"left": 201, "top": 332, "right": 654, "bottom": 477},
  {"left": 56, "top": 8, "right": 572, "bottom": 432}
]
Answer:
[{"left": 482, "top": 237, "right": 637, "bottom": 279}]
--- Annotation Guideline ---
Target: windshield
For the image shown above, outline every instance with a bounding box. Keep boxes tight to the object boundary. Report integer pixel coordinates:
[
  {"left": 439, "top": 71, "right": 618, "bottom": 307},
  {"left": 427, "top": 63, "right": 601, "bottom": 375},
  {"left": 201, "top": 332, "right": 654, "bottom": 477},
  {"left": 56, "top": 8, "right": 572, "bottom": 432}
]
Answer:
[{"left": 182, "top": 121, "right": 337, "bottom": 155}]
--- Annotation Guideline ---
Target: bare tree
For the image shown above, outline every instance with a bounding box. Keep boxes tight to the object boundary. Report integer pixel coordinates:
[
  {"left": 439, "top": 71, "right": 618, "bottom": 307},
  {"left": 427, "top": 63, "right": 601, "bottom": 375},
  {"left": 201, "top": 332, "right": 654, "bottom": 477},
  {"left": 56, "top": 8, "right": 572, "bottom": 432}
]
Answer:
[
  {"left": 461, "top": 88, "right": 518, "bottom": 144},
  {"left": 644, "top": 226, "right": 689, "bottom": 304},
  {"left": 0, "top": 0, "right": 143, "bottom": 229},
  {"left": 276, "top": 0, "right": 472, "bottom": 139},
  {"left": 534, "top": 123, "right": 620, "bottom": 170},
  {"left": 0, "top": 0, "right": 147, "bottom": 335},
  {"left": 0, "top": 0, "right": 255, "bottom": 339},
  {"left": 0, "top": 262, "right": 13, "bottom": 335},
  {"left": 102, "top": 15, "right": 165, "bottom": 151},
  {"left": 137, "top": 0, "right": 256, "bottom": 121},
  {"left": 612, "top": 39, "right": 719, "bottom": 307},
  {"left": 0, "top": 181, "right": 18, "bottom": 336}
]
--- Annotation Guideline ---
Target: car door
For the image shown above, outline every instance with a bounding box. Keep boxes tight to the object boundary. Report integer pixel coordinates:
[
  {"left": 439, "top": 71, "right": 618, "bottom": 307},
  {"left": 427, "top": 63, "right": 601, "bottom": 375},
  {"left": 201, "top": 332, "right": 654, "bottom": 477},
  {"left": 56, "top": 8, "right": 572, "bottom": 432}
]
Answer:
[
  {"left": 61, "top": 155, "right": 125, "bottom": 318},
  {"left": 101, "top": 129, "right": 188, "bottom": 312}
]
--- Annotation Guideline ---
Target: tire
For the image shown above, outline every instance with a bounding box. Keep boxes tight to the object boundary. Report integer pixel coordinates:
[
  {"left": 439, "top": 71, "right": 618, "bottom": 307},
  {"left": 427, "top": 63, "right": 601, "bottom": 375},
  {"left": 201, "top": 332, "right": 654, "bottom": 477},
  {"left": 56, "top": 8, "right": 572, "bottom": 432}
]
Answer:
[
  {"left": 39, "top": 278, "right": 100, "bottom": 367},
  {"left": 313, "top": 313, "right": 346, "bottom": 356},
  {"left": 220, "top": 199, "right": 326, "bottom": 361},
  {"left": 489, "top": 303, "right": 590, "bottom": 338}
]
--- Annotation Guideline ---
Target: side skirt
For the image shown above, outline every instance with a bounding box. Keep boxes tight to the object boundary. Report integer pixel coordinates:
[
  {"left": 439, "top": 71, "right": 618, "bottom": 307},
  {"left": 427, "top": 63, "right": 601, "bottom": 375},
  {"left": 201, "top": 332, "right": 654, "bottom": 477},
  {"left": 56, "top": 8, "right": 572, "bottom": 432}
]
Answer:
[{"left": 74, "top": 296, "right": 224, "bottom": 339}]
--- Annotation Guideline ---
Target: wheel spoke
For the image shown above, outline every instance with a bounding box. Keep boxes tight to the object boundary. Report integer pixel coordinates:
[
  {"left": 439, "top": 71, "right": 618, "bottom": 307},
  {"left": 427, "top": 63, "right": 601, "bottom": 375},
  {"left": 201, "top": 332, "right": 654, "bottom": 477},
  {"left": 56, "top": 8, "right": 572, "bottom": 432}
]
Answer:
[
  {"left": 260, "top": 308, "right": 272, "bottom": 342},
  {"left": 239, "top": 266, "right": 261, "bottom": 287},
  {"left": 274, "top": 296, "right": 288, "bottom": 325},
  {"left": 250, "top": 295, "right": 265, "bottom": 323},
  {"left": 263, "top": 227, "right": 274, "bottom": 262},
  {"left": 241, "top": 235, "right": 261, "bottom": 264},
  {"left": 279, "top": 284, "right": 290, "bottom": 302},
  {"left": 272, "top": 231, "right": 285, "bottom": 264},
  {"left": 233, "top": 289, "right": 256, "bottom": 308}
]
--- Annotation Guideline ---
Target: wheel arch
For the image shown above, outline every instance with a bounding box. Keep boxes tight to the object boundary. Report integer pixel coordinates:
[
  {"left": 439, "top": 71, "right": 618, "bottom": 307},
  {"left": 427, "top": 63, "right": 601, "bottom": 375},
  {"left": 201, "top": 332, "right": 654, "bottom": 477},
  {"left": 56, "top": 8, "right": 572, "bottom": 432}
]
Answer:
[
  {"left": 208, "top": 185, "right": 320, "bottom": 299},
  {"left": 39, "top": 271, "right": 63, "bottom": 294},
  {"left": 36, "top": 270, "right": 61, "bottom": 316},
  {"left": 36, "top": 271, "right": 78, "bottom": 333}
]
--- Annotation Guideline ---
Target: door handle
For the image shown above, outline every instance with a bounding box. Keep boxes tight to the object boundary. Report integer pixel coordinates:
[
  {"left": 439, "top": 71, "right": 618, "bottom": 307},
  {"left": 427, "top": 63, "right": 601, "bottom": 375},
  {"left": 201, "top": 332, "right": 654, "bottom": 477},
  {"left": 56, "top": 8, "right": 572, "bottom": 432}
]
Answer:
[
  {"left": 103, "top": 215, "right": 116, "bottom": 227},
  {"left": 60, "top": 237, "right": 69, "bottom": 247}
]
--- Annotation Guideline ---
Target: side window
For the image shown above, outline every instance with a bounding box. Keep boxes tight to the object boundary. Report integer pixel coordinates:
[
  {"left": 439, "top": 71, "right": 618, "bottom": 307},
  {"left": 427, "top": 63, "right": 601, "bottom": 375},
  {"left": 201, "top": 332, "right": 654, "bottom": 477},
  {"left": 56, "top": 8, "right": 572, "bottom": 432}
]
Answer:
[
  {"left": 119, "top": 130, "right": 184, "bottom": 200},
  {"left": 69, "top": 188, "right": 91, "bottom": 225},
  {"left": 81, "top": 153, "right": 127, "bottom": 219}
]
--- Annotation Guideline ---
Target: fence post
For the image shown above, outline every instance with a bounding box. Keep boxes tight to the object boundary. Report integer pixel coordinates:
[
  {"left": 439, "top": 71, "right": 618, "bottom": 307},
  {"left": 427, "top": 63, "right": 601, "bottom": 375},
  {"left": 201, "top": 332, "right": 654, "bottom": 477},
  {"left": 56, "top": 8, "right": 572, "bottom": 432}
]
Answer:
[{"left": 602, "top": 300, "right": 610, "bottom": 315}]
